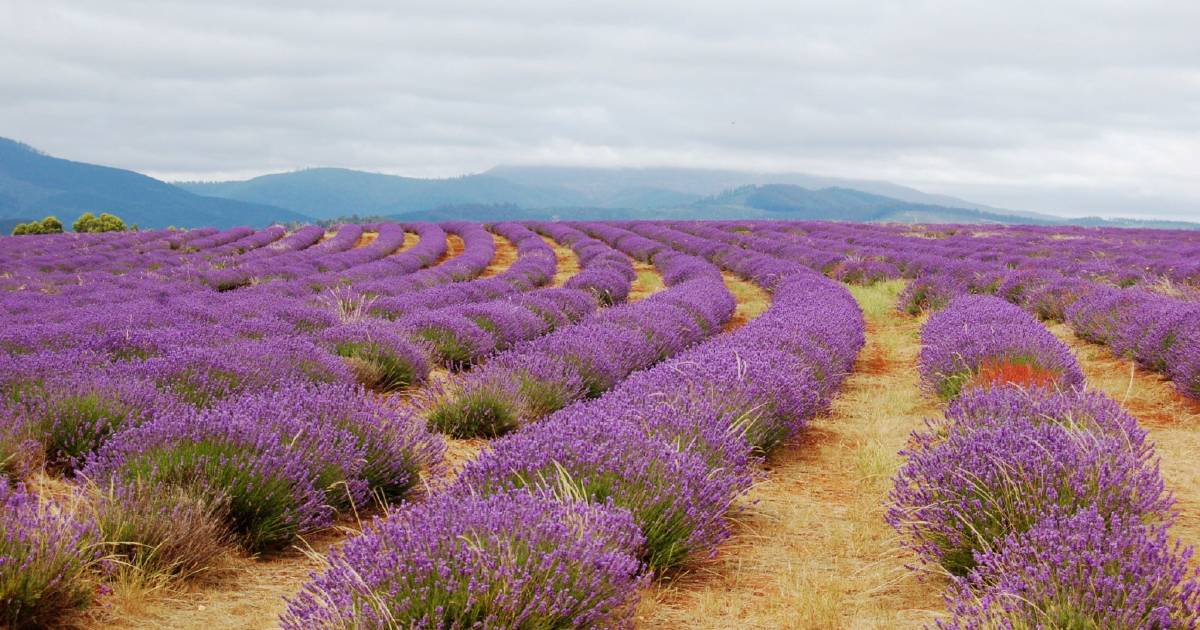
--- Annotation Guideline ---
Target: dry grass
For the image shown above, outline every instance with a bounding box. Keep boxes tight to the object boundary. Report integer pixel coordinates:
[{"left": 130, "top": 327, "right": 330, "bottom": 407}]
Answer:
[
  {"left": 432, "top": 233, "right": 466, "bottom": 266},
  {"left": 350, "top": 231, "right": 377, "bottom": 249},
  {"left": 82, "top": 524, "right": 346, "bottom": 630},
  {"left": 391, "top": 230, "right": 420, "bottom": 255},
  {"left": 477, "top": 232, "right": 518, "bottom": 279},
  {"left": 1047, "top": 322, "right": 1200, "bottom": 560},
  {"left": 628, "top": 262, "right": 665, "bottom": 302},
  {"left": 635, "top": 280, "right": 944, "bottom": 629},
  {"left": 721, "top": 271, "right": 771, "bottom": 332},
  {"left": 539, "top": 235, "right": 580, "bottom": 288}
]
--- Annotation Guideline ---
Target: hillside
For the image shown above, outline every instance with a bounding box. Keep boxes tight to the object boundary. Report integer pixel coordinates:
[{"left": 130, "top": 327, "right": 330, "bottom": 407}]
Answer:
[
  {"left": 484, "top": 165, "right": 1045, "bottom": 216},
  {"left": 0, "top": 138, "right": 308, "bottom": 228},
  {"left": 180, "top": 168, "right": 575, "bottom": 220},
  {"left": 692, "top": 184, "right": 1059, "bottom": 224}
]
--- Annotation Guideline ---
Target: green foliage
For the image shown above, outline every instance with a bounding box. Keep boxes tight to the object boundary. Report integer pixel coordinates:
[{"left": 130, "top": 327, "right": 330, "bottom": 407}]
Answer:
[
  {"left": 412, "top": 328, "right": 476, "bottom": 370},
  {"left": 11, "top": 215, "right": 64, "bottom": 235},
  {"left": 334, "top": 341, "right": 420, "bottom": 392},
  {"left": 119, "top": 440, "right": 300, "bottom": 553},
  {"left": 73, "top": 212, "right": 128, "bottom": 233},
  {"left": 426, "top": 384, "right": 521, "bottom": 438}
]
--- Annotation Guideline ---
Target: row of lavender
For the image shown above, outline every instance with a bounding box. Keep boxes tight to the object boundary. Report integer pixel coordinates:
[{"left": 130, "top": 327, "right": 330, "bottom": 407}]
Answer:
[
  {"left": 0, "top": 222, "right": 649, "bottom": 625},
  {"left": 889, "top": 294, "right": 1199, "bottom": 627},
  {"left": 734, "top": 220, "right": 1200, "bottom": 401},
  {"left": 421, "top": 222, "right": 735, "bottom": 437},
  {"left": 281, "top": 251, "right": 865, "bottom": 627}
]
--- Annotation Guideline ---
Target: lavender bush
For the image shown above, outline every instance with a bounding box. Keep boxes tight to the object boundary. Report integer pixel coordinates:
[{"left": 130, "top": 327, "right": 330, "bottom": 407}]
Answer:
[
  {"left": 280, "top": 491, "right": 645, "bottom": 630},
  {"left": 1, "top": 484, "right": 99, "bottom": 627}
]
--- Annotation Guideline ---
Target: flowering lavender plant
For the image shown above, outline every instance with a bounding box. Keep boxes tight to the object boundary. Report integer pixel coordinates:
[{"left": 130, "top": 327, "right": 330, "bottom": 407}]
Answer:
[
  {"left": 888, "top": 415, "right": 1174, "bottom": 576},
  {"left": 937, "top": 508, "right": 1200, "bottom": 629},
  {"left": 1, "top": 483, "right": 99, "bottom": 627},
  {"left": 280, "top": 491, "right": 645, "bottom": 630}
]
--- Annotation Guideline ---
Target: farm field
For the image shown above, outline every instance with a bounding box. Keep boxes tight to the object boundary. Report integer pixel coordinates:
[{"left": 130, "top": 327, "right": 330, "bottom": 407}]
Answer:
[{"left": 3, "top": 220, "right": 1200, "bottom": 629}]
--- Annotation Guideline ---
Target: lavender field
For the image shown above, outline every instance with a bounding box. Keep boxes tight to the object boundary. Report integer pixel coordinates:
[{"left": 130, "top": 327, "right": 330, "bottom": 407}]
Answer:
[{"left": 3, "top": 221, "right": 1200, "bottom": 629}]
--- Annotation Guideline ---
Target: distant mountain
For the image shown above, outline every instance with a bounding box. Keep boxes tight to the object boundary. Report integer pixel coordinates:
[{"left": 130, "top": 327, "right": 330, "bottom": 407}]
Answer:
[
  {"left": 3, "top": 137, "right": 1194, "bottom": 229},
  {"left": 180, "top": 164, "right": 1083, "bottom": 225},
  {"left": 0, "top": 138, "right": 308, "bottom": 228},
  {"left": 484, "top": 165, "right": 1067, "bottom": 220},
  {"left": 179, "top": 168, "right": 577, "bottom": 220},
  {"left": 692, "top": 184, "right": 1060, "bottom": 224}
]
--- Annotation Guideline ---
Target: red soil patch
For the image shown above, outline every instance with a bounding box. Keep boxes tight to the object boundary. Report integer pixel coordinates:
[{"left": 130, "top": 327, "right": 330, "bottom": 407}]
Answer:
[{"left": 970, "top": 359, "right": 1060, "bottom": 391}]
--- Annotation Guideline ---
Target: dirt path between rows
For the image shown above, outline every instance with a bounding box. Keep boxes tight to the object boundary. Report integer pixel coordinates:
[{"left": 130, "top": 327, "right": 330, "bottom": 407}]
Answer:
[
  {"left": 476, "top": 232, "right": 517, "bottom": 279},
  {"left": 635, "top": 280, "right": 944, "bottom": 629},
  {"left": 540, "top": 235, "right": 580, "bottom": 288}
]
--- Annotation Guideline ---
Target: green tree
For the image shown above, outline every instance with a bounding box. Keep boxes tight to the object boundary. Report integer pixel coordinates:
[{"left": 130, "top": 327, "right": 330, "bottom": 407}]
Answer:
[
  {"left": 72, "top": 212, "right": 96, "bottom": 232},
  {"left": 73, "top": 212, "right": 127, "bottom": 233},
  {"left": 11, "top": 215, "right": 65, "bottom": 236}
]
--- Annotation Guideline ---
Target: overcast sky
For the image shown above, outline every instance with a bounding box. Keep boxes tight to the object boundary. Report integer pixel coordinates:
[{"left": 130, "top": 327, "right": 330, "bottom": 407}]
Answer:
[{"left": 2, "top": 1, "right": 1199, "bottom": 220}]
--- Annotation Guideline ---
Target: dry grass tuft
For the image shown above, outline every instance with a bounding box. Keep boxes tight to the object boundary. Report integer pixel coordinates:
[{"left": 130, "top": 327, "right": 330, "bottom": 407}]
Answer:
[{"left": 635, "top": 280, "right": 944, "bottom": 629}]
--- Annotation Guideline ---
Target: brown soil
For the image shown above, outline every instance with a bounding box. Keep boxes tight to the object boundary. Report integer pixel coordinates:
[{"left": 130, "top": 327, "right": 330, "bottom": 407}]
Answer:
[
  {"left": 432, "top": 234, "right": 466, "bottom": 266},
  {"left": 720, "top": 271, "right": 771, "bottom": 332},
  {"left": 351, "top": 231, "right": 377, "bottom": 249},
  {"left": 389, "top": 230, "right": 421, "bottom": 255}
]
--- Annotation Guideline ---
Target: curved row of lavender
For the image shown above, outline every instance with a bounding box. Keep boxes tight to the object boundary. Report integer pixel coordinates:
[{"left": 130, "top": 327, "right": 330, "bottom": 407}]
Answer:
[
  {"left": 2, "top": 221, "right": 644, "bottom": 624},
  {"left": 725, "top": 221, "right": 1200, "bottom": 401},
  {"left": 420, "top": 223, "right": 735, "bottom": 438},
  {"left": 280, "top": 230, "right": 865, "bottom": 628},
  {"left": 889, "top": 294, "right": 1200, "bottom": 627}
]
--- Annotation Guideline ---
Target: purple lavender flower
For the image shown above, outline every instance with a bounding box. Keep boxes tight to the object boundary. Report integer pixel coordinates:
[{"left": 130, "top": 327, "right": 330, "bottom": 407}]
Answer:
[
  {"left": 0, "top": 483, "right": 99, "bottom": 627},
  {"left": 888, "top": 415, "right": 1174, "bottom": 576},
  {"left": 320, "top": 321, "right": 430, "bottom": 392},
  {"left": 280, "top": 491, "right": 645, "bottom": 630},
  {"left": 454, "top": 408, "right": 742, "bottom": 571},
  {"left": 938, "top": 508, "right": 1200, "bottom": 629}
]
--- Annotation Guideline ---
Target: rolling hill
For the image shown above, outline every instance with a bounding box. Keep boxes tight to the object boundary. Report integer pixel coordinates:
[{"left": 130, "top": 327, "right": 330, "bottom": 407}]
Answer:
[
  {"left": 0, "top": 138, "right": 308, "bottom": 228},
  {"left": 180, "top": 168, "right": 576, "bottom": 220},
  {"left": 2, "top": 136, "right": 1194, "bottom": 229}
]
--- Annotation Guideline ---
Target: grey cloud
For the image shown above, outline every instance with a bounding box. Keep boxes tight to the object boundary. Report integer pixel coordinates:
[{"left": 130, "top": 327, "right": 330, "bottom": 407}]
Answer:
[{"left": 1, "top": 0, "right": 1198, "bottom": 219}]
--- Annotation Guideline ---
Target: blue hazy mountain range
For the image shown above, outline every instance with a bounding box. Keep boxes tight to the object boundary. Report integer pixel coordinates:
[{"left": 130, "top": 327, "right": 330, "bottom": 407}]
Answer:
[{"left": 2, "top": 137, "right": 1195, "bottom": 229}]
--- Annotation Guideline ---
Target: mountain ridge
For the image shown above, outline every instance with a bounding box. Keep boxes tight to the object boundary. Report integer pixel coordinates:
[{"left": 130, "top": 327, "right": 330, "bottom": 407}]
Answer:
[
  {"left": 2, "top": 136, "right": 1195, "bottom": 229},
  {"left": 0, "top": 138, "right": 308, "bottom": 228}
]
